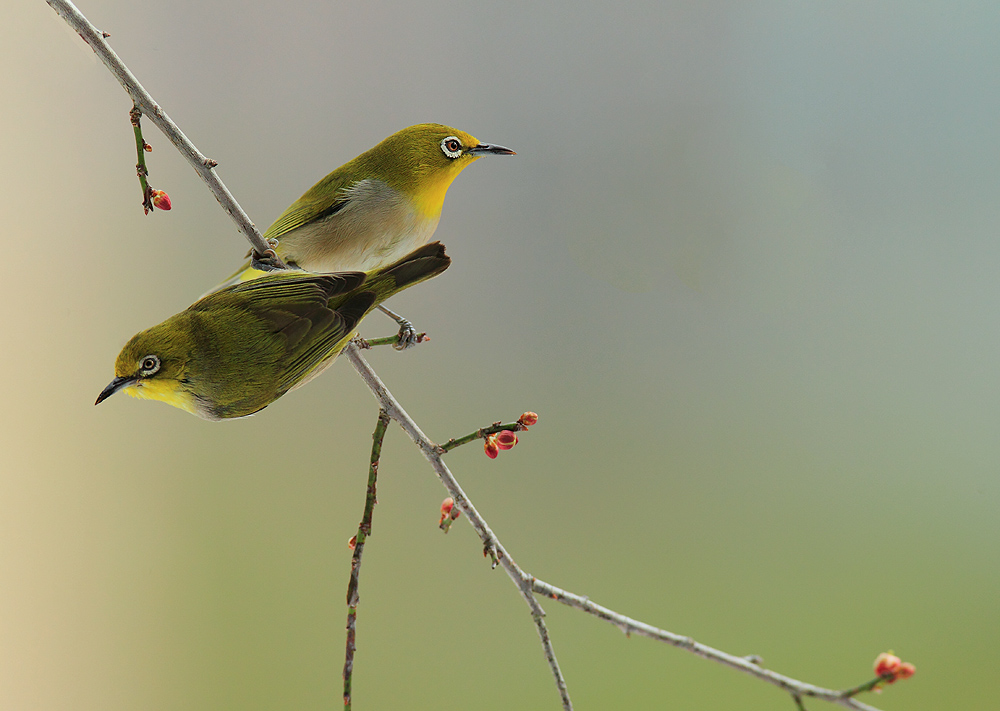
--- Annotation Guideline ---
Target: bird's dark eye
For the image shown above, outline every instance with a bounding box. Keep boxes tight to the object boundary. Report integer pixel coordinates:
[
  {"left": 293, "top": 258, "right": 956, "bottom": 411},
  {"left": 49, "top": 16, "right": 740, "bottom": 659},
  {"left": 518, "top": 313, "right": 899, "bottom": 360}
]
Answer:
[
  {"left": 440, "top": 136, "right": 463, "bottom": 159},
  {"left": 139, "top": 355, "right": 161, "bottom": 376}
]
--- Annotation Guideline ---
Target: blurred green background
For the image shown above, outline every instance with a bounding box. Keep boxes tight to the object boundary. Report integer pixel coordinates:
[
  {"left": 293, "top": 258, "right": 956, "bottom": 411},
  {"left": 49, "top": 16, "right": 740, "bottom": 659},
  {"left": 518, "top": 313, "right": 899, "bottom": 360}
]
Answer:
[{"left": 2, "top": 2, "right": 996, "bottom": 709}]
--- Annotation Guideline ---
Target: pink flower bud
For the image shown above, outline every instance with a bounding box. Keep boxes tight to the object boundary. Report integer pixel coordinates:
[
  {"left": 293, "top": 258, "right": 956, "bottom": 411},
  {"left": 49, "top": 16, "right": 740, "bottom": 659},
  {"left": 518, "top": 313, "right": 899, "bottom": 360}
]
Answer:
[
  {"left": 874, "top": 652, "right": 901, "bottom": 678},
  {"left": 439, "top": 497, "right": 461, "bottom": 531},
  {"left": 496, "top": 430, "right": 518, "bottom": 450},
  {"left": 439, "top": 498, "right": 454, "bottom": 525},
  {"left": 896, "top": 662, "right": 915, "bottom": 680},
  {"left": 150, "top": 189, "right": 171, "bottom": 210},
  {"left": 484, "top": 435, "right": 500, "bottom": 459},
  {"left": 518, "top": 412, "right": 538, "bottom": 426}
]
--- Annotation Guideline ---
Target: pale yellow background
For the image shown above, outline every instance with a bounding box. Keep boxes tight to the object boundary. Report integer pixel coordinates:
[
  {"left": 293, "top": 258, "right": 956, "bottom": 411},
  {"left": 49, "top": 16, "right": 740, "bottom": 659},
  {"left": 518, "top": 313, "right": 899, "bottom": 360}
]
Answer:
[{"left": 2, "top": 2, "right": 996, "bottom": 709}]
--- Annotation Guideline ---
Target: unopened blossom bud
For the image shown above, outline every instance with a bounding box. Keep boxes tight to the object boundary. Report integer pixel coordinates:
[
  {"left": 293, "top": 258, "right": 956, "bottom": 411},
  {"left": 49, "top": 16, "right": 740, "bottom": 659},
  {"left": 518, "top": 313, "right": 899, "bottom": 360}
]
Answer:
[
  {"left": 439, "top": 497, "right": 461, "bottom": 532},
  {"left": 439, "top": 498, "right": 454, "bottom": 525},
  {"left": 896, "top": 662, "right": 915, "bottom": 680},
  {"left": 484, "top": 435, "right": 499, "bottom": 459},
  {"left": 150, "top": 189, "right": 171, "bottom": 210},
  {"left": 874, "top": 652, "right": 902, "bottom": 678},
  {"left": 518, "top": 412, "right": 538, "bottom": 426},
  {"left": 496, "top": 430, "right": 518, "bottom": 450},
  {"left": 347, "top": 535, "right": 357, "bottom": 550},
  {"left": 143, "top": 141, "right": 152, "bottom": 152}
]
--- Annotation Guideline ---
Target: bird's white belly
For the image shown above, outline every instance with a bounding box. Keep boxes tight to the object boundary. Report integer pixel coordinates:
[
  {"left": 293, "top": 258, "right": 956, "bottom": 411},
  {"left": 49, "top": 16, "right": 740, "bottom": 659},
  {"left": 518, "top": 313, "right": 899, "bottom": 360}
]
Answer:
[{"left": 280, "top": 179, "right": 441, "bottom": 273}]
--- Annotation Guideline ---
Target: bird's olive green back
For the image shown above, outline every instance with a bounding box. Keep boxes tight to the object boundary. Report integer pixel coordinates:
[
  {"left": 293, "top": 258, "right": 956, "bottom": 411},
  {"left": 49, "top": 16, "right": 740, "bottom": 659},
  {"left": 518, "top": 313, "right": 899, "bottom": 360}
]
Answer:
[
  {"left": 193, "top": 241, "right": 450, "bottom": 417},
  {"left": 194, "top": 272, "right": 369, "bottom": 408}
]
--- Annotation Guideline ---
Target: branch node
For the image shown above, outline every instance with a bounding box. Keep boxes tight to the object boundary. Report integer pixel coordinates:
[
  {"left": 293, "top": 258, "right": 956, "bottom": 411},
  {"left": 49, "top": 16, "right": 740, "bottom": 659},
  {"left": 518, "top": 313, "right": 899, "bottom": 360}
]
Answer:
[{"left": 484, "top": 543, "right": 499, "bottom": 568}]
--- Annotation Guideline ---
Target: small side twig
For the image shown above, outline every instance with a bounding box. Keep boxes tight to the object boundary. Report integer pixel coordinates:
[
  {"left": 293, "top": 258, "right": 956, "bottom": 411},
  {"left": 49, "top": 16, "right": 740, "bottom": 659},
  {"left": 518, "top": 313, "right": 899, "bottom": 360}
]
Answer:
[
  {"left": 439, "top": 421, "right": 527, "bottom": 453},
  {"left": 129, "top": 104, "right": 153, "bottom": 213},
  {"left": 353, "top": 333, "right": 429, "bottom": 350},
  {"left": 45, "top": 0, "right": 286, "bottom": 269},
  {"left": 343, "top": 408, "right": 390, "bottom": 710},
  {"left": 840, "top": 675, "right": 895, "bottom": 698}
]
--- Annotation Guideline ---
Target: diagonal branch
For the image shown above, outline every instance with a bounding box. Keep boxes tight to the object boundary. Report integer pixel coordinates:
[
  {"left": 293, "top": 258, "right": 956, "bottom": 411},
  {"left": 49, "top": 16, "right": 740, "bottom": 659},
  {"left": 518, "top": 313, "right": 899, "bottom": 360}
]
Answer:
[
  {"left": 344, "top": 344, "right": 885, "bottom": 711},
  {"left": 530, "top": 579, "right": 884, "bottom": 711},
  {"left": 45, "top": 0, "right": 285, "bottom": 268}
]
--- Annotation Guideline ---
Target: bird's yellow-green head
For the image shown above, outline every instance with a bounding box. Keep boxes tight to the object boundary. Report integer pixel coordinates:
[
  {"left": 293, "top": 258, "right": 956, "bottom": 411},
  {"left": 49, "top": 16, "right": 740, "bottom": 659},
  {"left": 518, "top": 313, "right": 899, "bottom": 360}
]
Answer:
[
  {"left": 349, "top": 123, "right": 515, "bottom": 219},
  {"left": 95, "top": 324, "right": 201, "bottom": 415}
]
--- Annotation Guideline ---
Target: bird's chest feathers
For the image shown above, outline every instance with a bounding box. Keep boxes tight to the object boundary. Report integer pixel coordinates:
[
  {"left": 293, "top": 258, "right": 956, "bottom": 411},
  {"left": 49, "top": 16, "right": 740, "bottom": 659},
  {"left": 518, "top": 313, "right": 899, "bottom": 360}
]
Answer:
[{"left": 286, "top": 179, "right": 441, "bottom": 272}]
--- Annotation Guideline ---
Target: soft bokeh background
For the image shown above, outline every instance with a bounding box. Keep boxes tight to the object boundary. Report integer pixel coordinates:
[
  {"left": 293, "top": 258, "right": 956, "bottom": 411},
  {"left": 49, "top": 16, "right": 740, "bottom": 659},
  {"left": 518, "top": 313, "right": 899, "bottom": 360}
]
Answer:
[{"left": 3, "top": 2, "right": 997, "bottom": 709}]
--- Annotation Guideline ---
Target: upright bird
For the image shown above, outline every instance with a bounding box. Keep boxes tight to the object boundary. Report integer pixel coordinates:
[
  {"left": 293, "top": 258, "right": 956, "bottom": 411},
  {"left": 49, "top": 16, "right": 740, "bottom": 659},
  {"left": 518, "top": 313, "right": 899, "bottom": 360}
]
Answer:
[
  {"left": 97, "top": 243, "right": 451, "bottom": 420},
  {"left": 222, "top": 123, "right": 514, "bottom": 285}
]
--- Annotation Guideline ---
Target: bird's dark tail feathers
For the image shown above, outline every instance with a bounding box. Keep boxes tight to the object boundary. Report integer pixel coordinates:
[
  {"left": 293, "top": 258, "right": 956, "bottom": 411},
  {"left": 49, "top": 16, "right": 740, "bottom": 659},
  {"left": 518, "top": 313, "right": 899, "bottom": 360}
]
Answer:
[
  {"left": 332, "top": 242, "right": 451, "bottom": 326},
  {"left": 372, "top": 241, "right": 451, "bottom": 293}
]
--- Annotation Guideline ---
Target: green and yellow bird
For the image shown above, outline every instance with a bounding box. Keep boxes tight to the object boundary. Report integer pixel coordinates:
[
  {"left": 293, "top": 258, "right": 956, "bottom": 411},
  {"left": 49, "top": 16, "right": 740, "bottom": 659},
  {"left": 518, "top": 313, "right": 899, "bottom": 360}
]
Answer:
[
  {"left": 96, "top": 243, "right": 450, "bottom": 420},
  {"left": 220, "top": 123, "right": 513, "bottom": 286}
]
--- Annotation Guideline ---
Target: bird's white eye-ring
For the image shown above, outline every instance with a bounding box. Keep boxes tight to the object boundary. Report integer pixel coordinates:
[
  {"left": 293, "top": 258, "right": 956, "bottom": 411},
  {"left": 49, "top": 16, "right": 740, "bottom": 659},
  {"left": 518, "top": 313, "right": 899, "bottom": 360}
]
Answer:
[
  {"left": 440, "top": 136, "right": 463, "bottom": 159},
  {"left": 139, "top": 355, "right": 161, "bottom": 376}
]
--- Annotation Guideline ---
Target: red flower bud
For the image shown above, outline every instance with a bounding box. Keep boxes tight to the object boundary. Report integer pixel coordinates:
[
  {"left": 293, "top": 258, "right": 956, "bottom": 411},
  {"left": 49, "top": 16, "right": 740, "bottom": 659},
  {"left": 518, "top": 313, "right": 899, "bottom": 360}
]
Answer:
[
  {"left": 143, "top": 141, "right": 152, "bottom": 152},
  {"left": 874, "top": 652, "right": 901, "bottom": 678},
  {"left": 496, "top": 430, "right": 518, "bottom": 450},
  {"left": 439, "top": 498, "right": 454, "bottom": 525},
  {"left": 896, "top": 662, "right": 915, "bottom": 680},
  {"left": 439, "top": 498, "right": 461, "bottom": 532},
  {"left": 484, "top": 435, "right": 500, "bottom": 459},
  {"left": 347, "top": 535, "right": 357, "bottom": 550},
  {"left": 518, "top": 411, "right": 538, "bottom": 426},
  {"left": 150, "top": 189, "right": 171, "bottom": 210}
]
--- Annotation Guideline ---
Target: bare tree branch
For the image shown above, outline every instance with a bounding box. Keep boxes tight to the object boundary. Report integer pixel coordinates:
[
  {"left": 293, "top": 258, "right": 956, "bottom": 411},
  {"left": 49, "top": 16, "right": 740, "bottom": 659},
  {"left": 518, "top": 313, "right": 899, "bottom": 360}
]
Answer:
[
  {"left": 46, "top": 3, "right": 900, "bottom": 708},
  {"left": 529, "top": 578, "right": 884, "bottom": 711},
  {"left": 45, "top": 0, "right": 285, "bottom": 268}
]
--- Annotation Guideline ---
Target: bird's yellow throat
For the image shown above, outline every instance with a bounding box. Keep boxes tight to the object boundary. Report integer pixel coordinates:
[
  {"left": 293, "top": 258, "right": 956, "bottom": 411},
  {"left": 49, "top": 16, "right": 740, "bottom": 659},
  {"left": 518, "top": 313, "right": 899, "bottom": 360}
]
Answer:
[
  {"left": 123, "top": 379, "right": 201, "bottom": 416},
  {"left": 410, "top": 159, "right": 478, "bottom": 220}
]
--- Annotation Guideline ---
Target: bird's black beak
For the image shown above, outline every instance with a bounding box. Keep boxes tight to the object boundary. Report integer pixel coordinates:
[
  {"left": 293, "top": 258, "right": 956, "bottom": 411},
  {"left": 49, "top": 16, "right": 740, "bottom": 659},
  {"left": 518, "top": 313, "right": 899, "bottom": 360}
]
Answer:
[
  {"left": 467, "top": 142, "right": 516, "bottom": 156},
  {"left": 95, "top": 376, "right": 135, "bottom": 405}
]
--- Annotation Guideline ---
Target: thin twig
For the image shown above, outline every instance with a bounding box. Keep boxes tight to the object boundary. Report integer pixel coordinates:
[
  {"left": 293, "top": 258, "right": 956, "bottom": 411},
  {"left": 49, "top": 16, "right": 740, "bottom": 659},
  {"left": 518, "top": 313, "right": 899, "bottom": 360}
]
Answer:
[
  {"left": 439, "top": 420, "right": 527, "bottom": 453},
  {"left": 128, "top": 104, "right": 155, "bottom": 213},
  {"left": 44, "top": 0, "right": 286, "bottom": 268},
  {"left": 344, "top": 344, "right": 574, "bottom": 711},
  {"left": 353, "top": 333, "right": 428, "bottom": 350},
  {"left": 343, "top": 409, "right": 390, "bottom": 710},
  {"left": 345, "top": 344, "right": 886, "bottom": 711},
  {"left": 840, "top": 675, "right": 895, "bottom": 698}
]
